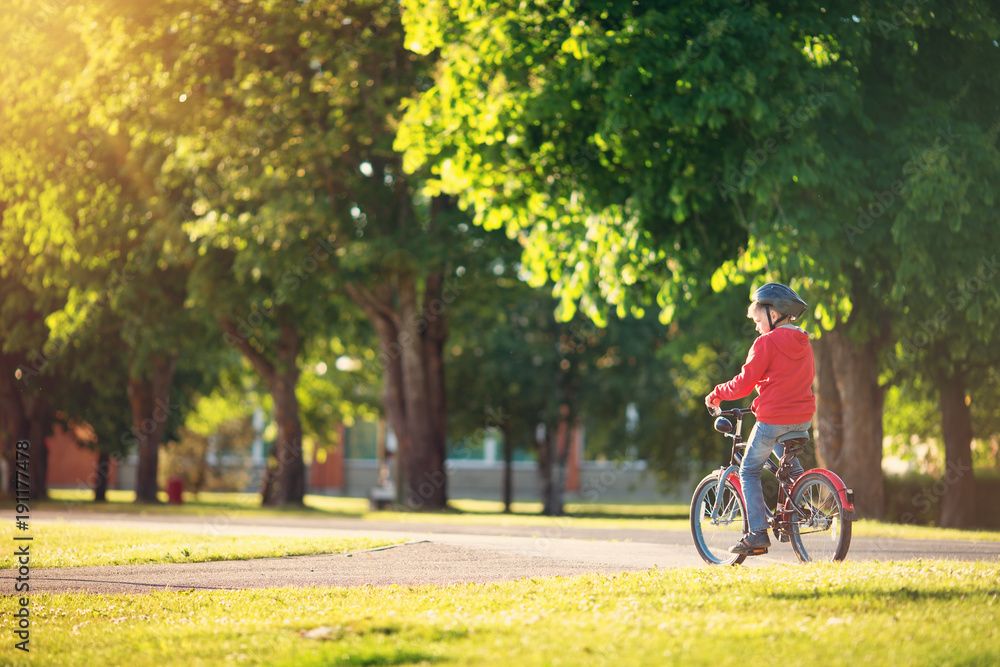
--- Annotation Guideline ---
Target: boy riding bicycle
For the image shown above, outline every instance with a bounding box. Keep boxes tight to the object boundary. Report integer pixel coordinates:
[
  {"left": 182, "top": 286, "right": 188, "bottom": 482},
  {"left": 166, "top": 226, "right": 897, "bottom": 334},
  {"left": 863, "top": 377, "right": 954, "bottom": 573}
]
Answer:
[{"left": 704, "top": 283, "right": 815, "bottom": 555}]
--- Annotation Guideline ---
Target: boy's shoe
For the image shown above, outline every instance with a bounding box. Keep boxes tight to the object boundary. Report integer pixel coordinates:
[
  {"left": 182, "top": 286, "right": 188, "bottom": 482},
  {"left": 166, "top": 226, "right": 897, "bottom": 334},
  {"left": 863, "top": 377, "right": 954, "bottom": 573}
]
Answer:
[{"left": 729, "top": 530, "right": 771, "bottom": 555}]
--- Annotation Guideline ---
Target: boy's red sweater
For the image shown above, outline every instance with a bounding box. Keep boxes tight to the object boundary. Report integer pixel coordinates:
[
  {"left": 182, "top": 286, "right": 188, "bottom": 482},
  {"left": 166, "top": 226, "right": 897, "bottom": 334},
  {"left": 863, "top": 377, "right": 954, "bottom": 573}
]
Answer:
[{"left": 708, "top": 326, "right": 816, "bottom": 425}]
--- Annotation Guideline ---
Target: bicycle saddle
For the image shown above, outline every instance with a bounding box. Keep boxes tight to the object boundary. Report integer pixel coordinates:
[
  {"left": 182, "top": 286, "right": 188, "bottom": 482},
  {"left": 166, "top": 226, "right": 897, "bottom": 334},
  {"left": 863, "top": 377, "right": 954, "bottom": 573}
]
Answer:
[{"left": 777, "top": 430, "right": 810, "bottom": 450}]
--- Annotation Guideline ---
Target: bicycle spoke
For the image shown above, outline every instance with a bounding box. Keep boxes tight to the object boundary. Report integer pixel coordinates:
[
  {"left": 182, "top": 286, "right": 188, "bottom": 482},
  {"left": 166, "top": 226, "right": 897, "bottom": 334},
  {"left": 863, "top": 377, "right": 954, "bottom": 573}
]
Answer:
[
  {"left": 790, "top": 474, "right": 852, "bottom": 563},
  {"left": 691, "top": 474, "right": 747, "bottom": 565}
]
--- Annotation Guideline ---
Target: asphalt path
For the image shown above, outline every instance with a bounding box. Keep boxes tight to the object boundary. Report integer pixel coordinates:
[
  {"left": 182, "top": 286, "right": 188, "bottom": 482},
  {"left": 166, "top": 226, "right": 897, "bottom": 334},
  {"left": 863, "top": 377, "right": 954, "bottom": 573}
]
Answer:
[{"left": 3, "top": 511, "right": 998, "bottom": 595}]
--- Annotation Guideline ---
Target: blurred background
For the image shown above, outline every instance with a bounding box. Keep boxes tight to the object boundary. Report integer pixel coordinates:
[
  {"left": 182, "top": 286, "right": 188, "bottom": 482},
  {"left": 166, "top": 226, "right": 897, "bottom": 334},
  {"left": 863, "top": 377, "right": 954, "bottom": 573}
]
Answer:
[{"left": 1, "top": 0, "right": 999, "bottom": 527}]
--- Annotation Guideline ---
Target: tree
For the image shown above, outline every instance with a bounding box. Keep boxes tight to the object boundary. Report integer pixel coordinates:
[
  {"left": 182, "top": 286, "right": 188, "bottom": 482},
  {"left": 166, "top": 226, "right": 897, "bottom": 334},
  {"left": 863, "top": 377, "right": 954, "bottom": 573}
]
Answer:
[
  {"left": 446, "top": 229, "right": 713, "bottom": 515},
  {"left": 750, "top": 2, "right": 1000, "bottom": 521},
  {"left": 883, "top": 86, "right": 1000, "bottom": 527},
  {"left": 397, "top": 0, "right": 862, "bottom": 502},
  {"left": 398, "top": 0, "right": 1000, "bottom": 519},
  {"left": 1, "top": 0, "right": 233, "bottom": 503},
  {"left": 83, "top": 0, "right": 474, "bottom": 508}
]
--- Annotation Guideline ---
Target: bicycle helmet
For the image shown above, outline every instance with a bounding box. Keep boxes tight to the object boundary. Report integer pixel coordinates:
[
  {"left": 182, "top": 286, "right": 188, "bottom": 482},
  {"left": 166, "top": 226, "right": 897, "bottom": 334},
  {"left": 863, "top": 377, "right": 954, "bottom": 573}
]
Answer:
[{"left": 751, "top": 282, "right": 808, "bottom": 331}]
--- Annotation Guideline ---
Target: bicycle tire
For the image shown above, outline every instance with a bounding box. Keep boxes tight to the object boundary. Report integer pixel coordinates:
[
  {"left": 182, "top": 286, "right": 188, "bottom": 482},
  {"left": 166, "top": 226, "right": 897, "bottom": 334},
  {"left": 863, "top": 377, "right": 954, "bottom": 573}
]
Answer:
[
  {"left": 690, "top": 472, "right": 748, "bottom": 566},
  {"left": 788, "top": 472, "right": 852, "bottom": 562}
]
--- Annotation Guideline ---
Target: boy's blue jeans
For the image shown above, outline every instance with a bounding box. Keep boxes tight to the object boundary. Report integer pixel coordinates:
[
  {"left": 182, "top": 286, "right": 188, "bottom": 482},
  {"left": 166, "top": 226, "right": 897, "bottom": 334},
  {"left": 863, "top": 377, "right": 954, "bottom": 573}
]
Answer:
[{"left": 740, "top": 420, "right": 812, "bottom": 534}]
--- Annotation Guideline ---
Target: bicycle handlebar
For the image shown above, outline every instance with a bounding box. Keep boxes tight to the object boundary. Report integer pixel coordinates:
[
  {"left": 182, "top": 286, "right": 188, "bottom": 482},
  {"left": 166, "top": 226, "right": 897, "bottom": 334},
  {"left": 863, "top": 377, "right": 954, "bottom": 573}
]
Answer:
[{"left": 707, "top": 405, "right": 754, "bottom": 419}]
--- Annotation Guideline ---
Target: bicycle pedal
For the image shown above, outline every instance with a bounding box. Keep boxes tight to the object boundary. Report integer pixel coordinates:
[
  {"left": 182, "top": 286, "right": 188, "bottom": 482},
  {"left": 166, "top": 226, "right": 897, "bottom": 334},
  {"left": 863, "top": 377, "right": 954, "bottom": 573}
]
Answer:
[{"left": 747, "top": 548, "right": 768, "bottom": 556}]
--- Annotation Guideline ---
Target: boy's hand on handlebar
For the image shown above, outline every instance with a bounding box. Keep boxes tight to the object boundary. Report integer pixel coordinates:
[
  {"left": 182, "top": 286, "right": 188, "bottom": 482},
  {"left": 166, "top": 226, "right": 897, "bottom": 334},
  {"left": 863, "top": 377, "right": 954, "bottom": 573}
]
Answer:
[{"left": 704, "top": 395, "right": 721, "bottom": 415}]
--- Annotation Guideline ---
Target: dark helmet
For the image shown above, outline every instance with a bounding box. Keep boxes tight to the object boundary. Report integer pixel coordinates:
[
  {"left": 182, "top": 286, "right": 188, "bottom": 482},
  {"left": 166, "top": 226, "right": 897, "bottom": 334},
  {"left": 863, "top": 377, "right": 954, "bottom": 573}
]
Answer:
[{"left": 751, "top": 282, "right": 808, "bottom": 329}]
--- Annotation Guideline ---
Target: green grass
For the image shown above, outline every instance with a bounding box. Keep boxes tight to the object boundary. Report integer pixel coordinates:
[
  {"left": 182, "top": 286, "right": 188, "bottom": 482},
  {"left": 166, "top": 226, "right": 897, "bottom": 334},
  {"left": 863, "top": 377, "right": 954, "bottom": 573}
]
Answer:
[
  {"left": 851, "top": 519, "right": 1000, "bottom": 542},
  {"left": 14, "top": 489, "right": 1000, "bottom": 542},
  {"left": 2, "top": 561, "right": 997, "bottom": 666},
  {"left": 0, "top": 523, "right": 402, "bottom": 569}
]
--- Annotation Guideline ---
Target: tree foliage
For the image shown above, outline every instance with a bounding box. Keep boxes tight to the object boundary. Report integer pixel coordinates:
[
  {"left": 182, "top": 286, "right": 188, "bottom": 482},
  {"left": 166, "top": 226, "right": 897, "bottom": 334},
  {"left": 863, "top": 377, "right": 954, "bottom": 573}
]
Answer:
[{"left": 398, "top": 0, "right": 1000, "bottom": 520}]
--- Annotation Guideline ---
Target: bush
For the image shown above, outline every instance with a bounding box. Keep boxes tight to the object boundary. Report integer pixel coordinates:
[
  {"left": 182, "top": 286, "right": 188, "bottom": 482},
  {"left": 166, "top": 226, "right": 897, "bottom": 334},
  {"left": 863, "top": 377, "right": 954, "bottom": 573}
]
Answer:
[{"left": 159, "top": 418, "right": 255, "bottom": 494}]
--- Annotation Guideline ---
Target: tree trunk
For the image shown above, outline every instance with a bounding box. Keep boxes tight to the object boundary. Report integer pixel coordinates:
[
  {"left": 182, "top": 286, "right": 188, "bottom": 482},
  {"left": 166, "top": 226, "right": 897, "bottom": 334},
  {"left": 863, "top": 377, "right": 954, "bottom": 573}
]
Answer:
[
  {"left": 220, "top": 318, "right": 306, "bottom": 507},
  {"left": 813, "top": 334, "right": 844, "bottom": 466},
  {"left": 346, "top": 267, "right": 450, "bottom": 511},
  {"left": 129, "top": 354, "right": 177, "bottom": 503},
  {"left": 0, "top": 354, "right": 27, "bottom": 497},
  {"left": 554, "top": 418, "right": 572, "bottom": 515},
  {"left": 422, "top": 270, "right": 449, "bottom": 504},
  {"left": 537, "top": 423, "right": 552, "bottom": 514},
  {"left": 359, "top": 284, "right": 409, "bottom": 506},
  {"left": 261, "top": 372, "right": 305, "bottom": 506},
  {"left": 262, "top": 324, "right": 305, "bottom": 506},
  {"left": 814, "top": 329, "right": 885, "bottom": 518},
  {"left": 0, "top": 354, "right": 50, "bottom": 500},
  {"left": 93, "top": 451, "right": 112, "bottom": 502},
  {"left": 501, "top": 422, "right": 513, "bottom": 513},
  {"left": 397, "top": 272, "right": 446, "bottom": 509},
  {"left": 936, "top": 358, "right": 976, "bottom": 528},
  {"left": 538, "top": 422, "right": 565, "bottom": 516},
  {"left": 23, "top": 395, "right": 50, "bottom": 501}
]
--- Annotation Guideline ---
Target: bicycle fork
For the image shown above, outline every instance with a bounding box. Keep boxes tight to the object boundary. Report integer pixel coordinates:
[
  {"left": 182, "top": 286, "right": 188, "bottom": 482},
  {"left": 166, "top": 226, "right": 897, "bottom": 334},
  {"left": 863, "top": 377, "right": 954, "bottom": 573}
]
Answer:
[{"left": 710, "top": 464, "right": 741, "bottom": 520}]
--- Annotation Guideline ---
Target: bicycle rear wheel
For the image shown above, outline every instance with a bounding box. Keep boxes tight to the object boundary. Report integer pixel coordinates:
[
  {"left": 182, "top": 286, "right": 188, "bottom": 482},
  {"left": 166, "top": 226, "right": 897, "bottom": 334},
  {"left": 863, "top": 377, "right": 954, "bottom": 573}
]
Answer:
[
  {"left": 690, "top": 472, "right": 748, "bottom": 565},
  {"left": 789, "top": 472, "right": 852, "bottom": 562}
]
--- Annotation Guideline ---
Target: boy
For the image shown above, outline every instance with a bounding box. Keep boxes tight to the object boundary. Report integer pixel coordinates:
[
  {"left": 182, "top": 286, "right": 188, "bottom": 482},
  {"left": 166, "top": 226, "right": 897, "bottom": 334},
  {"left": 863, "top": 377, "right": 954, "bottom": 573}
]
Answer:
[{"left": 704, "top": 282, "right": 815, "bottom": 555}]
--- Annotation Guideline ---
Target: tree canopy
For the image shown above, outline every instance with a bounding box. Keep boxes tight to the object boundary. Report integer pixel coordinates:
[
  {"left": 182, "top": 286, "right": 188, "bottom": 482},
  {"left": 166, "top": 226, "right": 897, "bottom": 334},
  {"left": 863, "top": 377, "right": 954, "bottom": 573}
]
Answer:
[
  {"left": 397, "top": 0, "right": 1000, "bottom": 519},
  {"left": 2, "top": 0, "right": 999, "bottom": 525}
]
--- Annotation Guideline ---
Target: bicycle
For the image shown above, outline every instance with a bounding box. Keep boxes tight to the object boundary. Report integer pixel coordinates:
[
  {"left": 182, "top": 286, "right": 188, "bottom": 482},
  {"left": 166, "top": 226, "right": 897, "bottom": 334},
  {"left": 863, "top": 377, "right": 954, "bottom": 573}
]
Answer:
[{"left": 690, "top": 406, "right": 856, "bottom": 565}]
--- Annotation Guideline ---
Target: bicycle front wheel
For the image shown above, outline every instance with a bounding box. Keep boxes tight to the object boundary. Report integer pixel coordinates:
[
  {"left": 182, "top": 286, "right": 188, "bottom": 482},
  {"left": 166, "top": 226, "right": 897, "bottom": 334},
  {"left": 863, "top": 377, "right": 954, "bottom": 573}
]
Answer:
[
  {"left": 789, "top": 472, "right": 852, "bottom": 562},
  {"left": 690, "top": 472, "right": 748, "bottom": 566}
]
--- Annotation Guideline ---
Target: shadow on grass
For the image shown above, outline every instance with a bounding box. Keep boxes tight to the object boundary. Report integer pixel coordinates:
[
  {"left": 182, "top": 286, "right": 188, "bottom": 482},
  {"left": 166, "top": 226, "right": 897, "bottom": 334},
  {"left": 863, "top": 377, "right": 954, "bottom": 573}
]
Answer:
[
  {"left": 768, "top": 587, "right": 997, "bottom": 602},
  {"left": 283, "top": 647, "right": 442, "bottom": 667},
  {"left": 280, "top": 622, "right": 452, "bottom": 667}
]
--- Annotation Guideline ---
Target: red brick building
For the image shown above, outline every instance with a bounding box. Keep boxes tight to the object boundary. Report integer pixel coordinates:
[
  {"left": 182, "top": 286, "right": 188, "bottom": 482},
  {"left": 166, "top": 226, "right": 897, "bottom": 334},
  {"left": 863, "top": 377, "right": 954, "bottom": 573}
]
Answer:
[{"left": 45, "top": 423, "right": 118, "bottom": 489}]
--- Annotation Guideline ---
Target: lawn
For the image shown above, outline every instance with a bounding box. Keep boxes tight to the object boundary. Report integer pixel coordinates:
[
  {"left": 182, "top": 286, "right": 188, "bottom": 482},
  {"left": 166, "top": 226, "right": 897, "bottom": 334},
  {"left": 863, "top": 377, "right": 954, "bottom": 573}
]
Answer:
[
  {"left": 0, "top": 523, "right": 402, "bottom": 569},
  {"left": 21, "top": 489, "right": 1000, "bottom": 543},
  {"left": 2, "top": 560, "right": 997, "bottom": 666}
]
